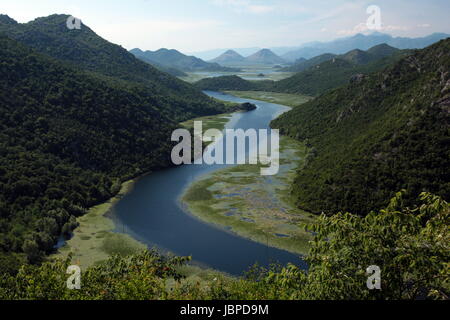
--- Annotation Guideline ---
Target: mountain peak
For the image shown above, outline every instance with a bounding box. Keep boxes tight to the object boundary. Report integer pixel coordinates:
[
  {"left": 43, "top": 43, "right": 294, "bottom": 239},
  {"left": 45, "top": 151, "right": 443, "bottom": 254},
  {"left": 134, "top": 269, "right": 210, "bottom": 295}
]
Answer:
[
  {"left": 210, "top": 49, "right": 245, "bottom": 64},
  {"left": 246, "top": 49, "right": 285, "bottom": 64},
  {"left": 0, "top": 14, "right": 18, "bottom": 25}
]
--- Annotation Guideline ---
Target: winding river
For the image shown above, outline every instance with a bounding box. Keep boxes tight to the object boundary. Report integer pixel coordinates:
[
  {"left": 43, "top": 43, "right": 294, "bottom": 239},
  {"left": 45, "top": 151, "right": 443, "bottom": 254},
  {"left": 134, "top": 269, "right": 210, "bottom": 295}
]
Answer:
[{"left": 110, "top": 91, "right": 307, "bottom": 275}]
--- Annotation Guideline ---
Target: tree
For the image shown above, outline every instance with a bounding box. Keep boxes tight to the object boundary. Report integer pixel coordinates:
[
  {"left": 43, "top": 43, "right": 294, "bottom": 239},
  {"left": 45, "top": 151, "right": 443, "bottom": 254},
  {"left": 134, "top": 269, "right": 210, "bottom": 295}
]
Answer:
[{"left": 22, "top": 240, "right": 41, "bottom": 264}]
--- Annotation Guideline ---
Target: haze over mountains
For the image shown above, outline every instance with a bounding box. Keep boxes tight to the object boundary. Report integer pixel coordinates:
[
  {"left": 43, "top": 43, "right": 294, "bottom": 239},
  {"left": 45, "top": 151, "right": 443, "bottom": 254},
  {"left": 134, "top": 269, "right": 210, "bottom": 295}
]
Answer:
[
  {"left": 130, "top": 48, "right": 240, "bottom": 73},
  {"left": 210, "top": 50, "right": 245, "bottom": 64},
  {"left": 209, "top": 48, "right": 286, "bottom": 66},
  {"left": 281, "top": 32, "right": 450, "bottom": 61},
  {"left": 191, "top": 32, "right": 450, "bottom": 63},
  {"left": 282, "top": 43, "right": 401, "bottom": 72},
  {"left": 195, "top": 43, "right": 413, "bottom": 97}
]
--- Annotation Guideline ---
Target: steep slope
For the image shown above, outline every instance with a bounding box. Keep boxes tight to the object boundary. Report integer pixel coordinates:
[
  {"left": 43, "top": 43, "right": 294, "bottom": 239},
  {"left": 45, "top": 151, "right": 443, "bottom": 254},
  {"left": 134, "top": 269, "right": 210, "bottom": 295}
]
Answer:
[
  {"left": 274, "top": 46, "right": 409, "bottom": 96},
  {"left": 282, "top": 44, "right": 400, "bottom": 73},
  {"left": 281, "top": 54, "right": 337, "bottom": 72},
  {"left": 128, "top": 49, "right": 187, "bottom": 77},
  {"left": 0, "top": 34, "right": 183, "bottom": 270},
  {"left": 0, "top": 14, "right": 226, "bottom": 122},
  {"left": 210, "top": 49, "right": 245, "bottom": 65},
  {"left": 130, "top": 48, "right": 240, "bottom": 72},
  {"left": 340, "top": 49, "right": 373, "bottom": 65},
  {"left": 366, "top": 43, "right": 400, "bottom": 59},
  {"left": 272, "top": 38, "right": 450, "bottom": 215},
  {"left": 245, "top": 49, "right": 286, "bottom": 64}
]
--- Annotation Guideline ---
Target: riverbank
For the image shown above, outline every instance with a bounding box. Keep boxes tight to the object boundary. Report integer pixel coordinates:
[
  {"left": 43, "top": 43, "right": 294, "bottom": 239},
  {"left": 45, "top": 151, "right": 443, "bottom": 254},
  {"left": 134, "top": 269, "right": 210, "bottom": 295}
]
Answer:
[
  {"left": 225, "top": 91, "right": 312, "bottom": 107},
  {"left": 53, "top": 180, "right": 147, "bottom": 268},
  {"left": 181, "top": 135, "right": 316, "bottom": 255}
]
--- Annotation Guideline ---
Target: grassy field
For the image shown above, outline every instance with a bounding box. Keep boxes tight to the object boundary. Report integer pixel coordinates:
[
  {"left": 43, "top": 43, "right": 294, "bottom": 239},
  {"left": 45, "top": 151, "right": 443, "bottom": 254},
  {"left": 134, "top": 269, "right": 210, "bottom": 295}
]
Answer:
[
  {"left": 182, "top": 136, "right": 316, "bottom": 255},
  {"left": 179, "top": 66, "right": 294, "bottom": 83},
  {"left": 180, "top": 113, "right": 232, "bottom": 133},
  {"left": 225, "top": 91, "right": 312, "bottom": 107},
  {"left": 53, "top": 181, "right": 147, "bottom": 269}
]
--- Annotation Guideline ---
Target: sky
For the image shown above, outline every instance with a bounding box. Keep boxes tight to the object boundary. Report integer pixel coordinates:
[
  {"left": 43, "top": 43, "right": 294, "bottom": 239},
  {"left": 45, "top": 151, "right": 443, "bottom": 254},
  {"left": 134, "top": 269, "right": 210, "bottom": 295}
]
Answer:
[{"left": 1, "top": 0, "right": 450, "bottom": 53}]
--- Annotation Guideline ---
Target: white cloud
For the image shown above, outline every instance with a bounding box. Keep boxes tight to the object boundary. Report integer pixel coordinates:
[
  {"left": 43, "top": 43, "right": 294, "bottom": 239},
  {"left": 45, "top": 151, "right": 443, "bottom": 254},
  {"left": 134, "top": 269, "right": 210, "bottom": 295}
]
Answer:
[
  {"left": 337, "top": 22, "right": 409, "bottom": 36},
  {"left": 417, "top": 23, "right": 431, "bottom": 28},
  {"left": 212, "top": 0, "right": 275, "bottom": 15}
]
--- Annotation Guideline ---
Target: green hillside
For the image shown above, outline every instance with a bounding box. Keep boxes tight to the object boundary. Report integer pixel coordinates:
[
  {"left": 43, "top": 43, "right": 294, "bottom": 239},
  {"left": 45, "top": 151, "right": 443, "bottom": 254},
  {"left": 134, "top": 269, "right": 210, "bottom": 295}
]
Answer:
[
  {"left": 0, "top": 14, "right": 226, "bottom": 122},
  {"left": 0, "top": 34, "right": 194, "bottom": 272},
  {"left": 195, "top": 75, "right": 273, "bottom": 91},
  {"left": 281, "top": 53, "right": 337, "bottom": 72},
  {"left": 271, "top": 38, "right": 450, "bottom": 215},
  {"left": 274, "top": 46, "right": 410, "bottom": 96}
]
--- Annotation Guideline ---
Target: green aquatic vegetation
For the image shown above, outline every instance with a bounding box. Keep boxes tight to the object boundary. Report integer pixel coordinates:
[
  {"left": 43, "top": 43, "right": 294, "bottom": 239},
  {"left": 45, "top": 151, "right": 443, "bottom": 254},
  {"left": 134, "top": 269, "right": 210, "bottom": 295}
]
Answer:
[{"left": 182, "top": 137, "right": 314, "bottom": 255}]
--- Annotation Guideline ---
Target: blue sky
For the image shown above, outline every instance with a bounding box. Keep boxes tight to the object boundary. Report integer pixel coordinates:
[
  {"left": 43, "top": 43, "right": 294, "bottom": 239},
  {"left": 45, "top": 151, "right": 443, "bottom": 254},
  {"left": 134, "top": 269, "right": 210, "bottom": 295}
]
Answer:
[{"left": 1, "top": 0, "right": 450, "bottom": 52}]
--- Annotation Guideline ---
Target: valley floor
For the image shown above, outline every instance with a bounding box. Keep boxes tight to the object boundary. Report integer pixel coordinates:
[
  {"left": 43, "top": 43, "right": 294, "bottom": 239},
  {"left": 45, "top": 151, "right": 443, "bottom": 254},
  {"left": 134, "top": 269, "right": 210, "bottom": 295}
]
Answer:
[{"left": 54, "top": 91, "right": 313, "bottom": 272}]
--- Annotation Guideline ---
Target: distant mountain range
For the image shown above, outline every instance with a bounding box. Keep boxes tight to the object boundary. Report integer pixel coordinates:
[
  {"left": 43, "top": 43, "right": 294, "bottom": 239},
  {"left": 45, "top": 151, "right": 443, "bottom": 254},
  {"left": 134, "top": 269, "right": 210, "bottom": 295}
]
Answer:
[
  {"left": 210, "top": 48, "right": 286, "bottom": 66},
  {"left": 210, "top": 50, "right": 245, "bottom": 64},
  {"left": 283, "top": 43, "right": 401, "bottom": 72},
  {"left": 246, "top": 49, "right": 286, "bottom": 65},
  {"left": 281, "top": 32, "right": 450, "bottom": 61},
  {"left": 189, "top": 32, "right": 450, "bottom": 63},
  {"left": 130, "top": 48, "right": 240, "bottom": 73},
  {"left": 274, "top": 44, "right": 412, "bottom": 96},
  {"left": 195, "top": 44, "right": 412, "bottom": 97}
]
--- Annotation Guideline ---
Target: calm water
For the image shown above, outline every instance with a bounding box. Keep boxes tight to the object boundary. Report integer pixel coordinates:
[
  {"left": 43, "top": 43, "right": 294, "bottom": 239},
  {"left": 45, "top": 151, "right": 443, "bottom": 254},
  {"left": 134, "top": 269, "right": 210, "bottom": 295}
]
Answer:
[{"left": 110, "top": 91, "right": 307, "bottom": 275}]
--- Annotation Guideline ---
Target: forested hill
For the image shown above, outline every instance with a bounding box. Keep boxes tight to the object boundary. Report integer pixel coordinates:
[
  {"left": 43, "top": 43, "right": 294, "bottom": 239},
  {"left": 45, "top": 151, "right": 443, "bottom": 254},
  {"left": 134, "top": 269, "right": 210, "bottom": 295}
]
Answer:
[
  {"left": 0, "top": 34, "right": 190, "bottom": 272},
  {"left": 0, "top": 14, "right": 226, "bottom": 122},
  {"left": 271, "top": 38, "right": 450, "bottom": 215},
  {"left": 273, "top": 45, "right": 411, "bottom": 96}
]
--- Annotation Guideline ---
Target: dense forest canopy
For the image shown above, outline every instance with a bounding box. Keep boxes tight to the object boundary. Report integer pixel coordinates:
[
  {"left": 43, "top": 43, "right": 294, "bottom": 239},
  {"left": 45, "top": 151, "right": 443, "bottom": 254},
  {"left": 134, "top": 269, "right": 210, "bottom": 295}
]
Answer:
[
  {"left": 272, "top": 38, "right": 450, "bottom": 215},
  {"left": 0, "top": 14, "right": 228, "bottom": 122}
]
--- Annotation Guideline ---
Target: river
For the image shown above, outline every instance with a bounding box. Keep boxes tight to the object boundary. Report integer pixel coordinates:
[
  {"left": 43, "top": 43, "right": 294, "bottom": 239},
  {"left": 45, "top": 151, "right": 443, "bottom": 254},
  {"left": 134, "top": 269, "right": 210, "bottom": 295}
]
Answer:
[{"left": 110, "top": 91, "right": 307, "bottom": 276}]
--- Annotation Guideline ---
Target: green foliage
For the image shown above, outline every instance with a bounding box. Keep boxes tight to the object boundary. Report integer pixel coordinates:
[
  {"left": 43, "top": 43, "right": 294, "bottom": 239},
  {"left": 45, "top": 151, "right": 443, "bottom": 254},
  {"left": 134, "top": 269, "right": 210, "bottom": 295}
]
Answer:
[
  {"left": 0, "top": 14, "right": 229, "bottom": 122},
  {"left": 0, "top": 250, "right": 190, "bottom": 300},
  {"left": 272, "top": 38, "right": 450, "bottom": 215},
  {"left": 274, "top": 48, "right": 411, "bottom": 96},
  {"left": 1, "top": 193, "right": 448, "bottom": 300},
  {"left": 0, "top": 34, "right": 177, "bottom": 270}
]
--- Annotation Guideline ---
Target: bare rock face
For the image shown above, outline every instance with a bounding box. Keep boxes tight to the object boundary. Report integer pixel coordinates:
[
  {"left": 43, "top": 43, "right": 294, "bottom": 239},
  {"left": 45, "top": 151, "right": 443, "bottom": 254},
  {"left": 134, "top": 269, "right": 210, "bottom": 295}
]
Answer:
[{"left": 350, "top": 73, "right": 367, "bottom": 84}]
